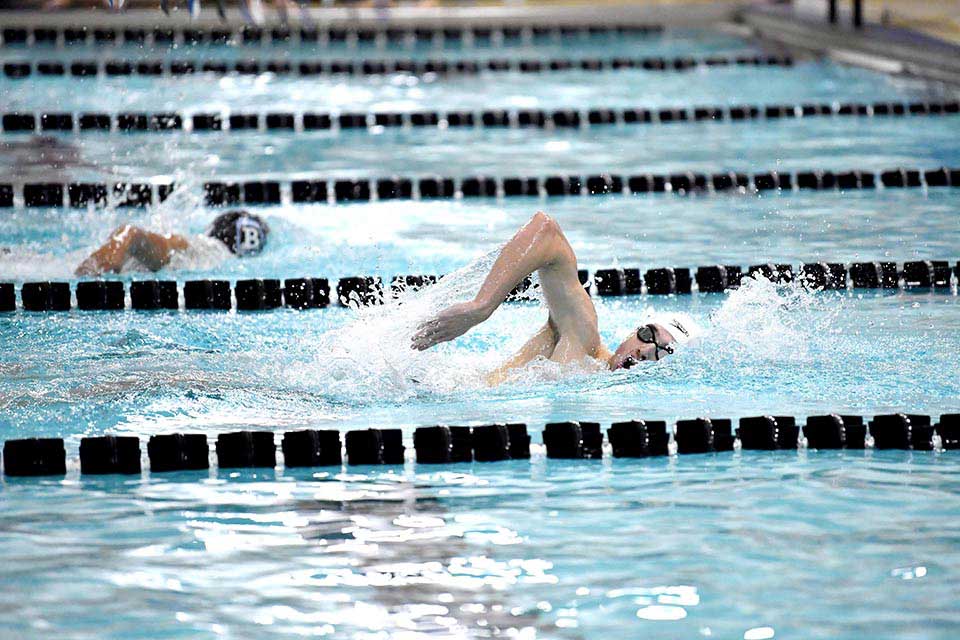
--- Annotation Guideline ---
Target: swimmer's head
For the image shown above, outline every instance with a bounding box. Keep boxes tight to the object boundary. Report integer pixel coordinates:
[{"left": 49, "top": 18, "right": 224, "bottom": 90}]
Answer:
[
  {"left": 608, "top": 313, "right": 700, "bottom": 370},
  {"left": 207, "top": 210, "right": 269, "bottom": 257}
]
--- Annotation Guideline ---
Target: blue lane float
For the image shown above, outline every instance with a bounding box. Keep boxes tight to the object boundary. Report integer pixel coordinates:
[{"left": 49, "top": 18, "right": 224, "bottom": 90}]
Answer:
[{"left": 2, "top": 415, "right": 958, "bottom": 477}]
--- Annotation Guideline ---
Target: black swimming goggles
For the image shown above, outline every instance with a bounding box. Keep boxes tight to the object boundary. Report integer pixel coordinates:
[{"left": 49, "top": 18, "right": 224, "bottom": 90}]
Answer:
[{"left": 622, "top": 324, "right": 675, "bottom": 369}]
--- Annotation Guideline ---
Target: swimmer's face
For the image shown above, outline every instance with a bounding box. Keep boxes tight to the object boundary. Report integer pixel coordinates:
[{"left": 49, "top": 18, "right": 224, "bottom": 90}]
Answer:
[{"left": 609, "top": 323, "right": 675, "bottom": 370}]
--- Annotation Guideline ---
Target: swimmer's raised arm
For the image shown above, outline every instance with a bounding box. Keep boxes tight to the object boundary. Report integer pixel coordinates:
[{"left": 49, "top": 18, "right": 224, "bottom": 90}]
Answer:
[
  {"left": 76, "top": 225, "right": 189, "bottom": 276},
  {"left": 412, "top": 211, "right": 588, "bottom": 351}
]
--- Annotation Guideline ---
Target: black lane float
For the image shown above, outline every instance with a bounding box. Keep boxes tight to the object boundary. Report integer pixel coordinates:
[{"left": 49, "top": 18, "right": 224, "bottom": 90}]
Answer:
[
  {"left": 0, "top": 53, "right": 793, "bottom": 81},
  {"left": 1, "top": 259, "right": 956, "bottom": 313},
  {"left": 2, "top": 415, "right": 957, "bottom": 477},
  {"left": 4, "top": 99, "right": 954, "bottom": 135},
  {"left": 0, "top": 24, "right": 663, "bottom": 48}
]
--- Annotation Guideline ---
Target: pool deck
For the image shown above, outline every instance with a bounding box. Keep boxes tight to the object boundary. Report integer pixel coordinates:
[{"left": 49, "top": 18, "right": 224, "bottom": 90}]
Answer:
[
  {"left": 1, "top": 1, "right": 958, "bottom": 87},
  {"left": 0, "top": 2, "right": 742, "bottom": 29},
  {"left": 741, "top": 3, "right": 960, "bottom": 87}
]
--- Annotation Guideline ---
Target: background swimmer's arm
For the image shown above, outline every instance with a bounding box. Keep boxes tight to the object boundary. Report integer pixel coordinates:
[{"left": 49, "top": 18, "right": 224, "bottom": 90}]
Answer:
[
  {"left": 76, "top": 225, "right": 190, "bottom": 275},
  {"left": 485, "top": 320, "right": 558, "bottom": 385},
  {"left": 414, "top": 211, "right": 583, "bottom": 350}
]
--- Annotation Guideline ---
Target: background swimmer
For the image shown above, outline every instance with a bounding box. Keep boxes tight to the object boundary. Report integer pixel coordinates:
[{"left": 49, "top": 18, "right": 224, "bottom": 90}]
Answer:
[
  {"left": 0, "top": 136, "right": 100, "bottom": 182},
  {"left": 75, "top": 210, "right": 269, "bottom": 276},
  {"left": 413, "top": 212, "right": 700, "bottom": 384}
]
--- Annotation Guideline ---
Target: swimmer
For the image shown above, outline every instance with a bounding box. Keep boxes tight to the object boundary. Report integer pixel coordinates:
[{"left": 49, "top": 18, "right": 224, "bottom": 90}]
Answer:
[
  {"left": 412, "top": 212, "right": 699, "bottom": 383},
  {"left": 1, "top": 136, "right": 100, "bottom": 182},
  {"left": 75, "top": 210, "right": 269, "bottom": 276}
]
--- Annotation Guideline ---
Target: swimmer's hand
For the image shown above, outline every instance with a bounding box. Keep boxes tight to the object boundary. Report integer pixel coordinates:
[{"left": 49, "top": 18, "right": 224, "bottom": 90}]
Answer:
[{"left": 412, "top": 300, "right": 489, "bottom": 351}]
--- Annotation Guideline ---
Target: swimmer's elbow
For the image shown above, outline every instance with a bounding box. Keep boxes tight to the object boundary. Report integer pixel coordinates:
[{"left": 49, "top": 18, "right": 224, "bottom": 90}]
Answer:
[
  {"left": 531, "top": 211, "right": 560, "bottom": 237},
  {"left": 531, "top": 211, "right": 575, "bottom": 269},
  {"left": 111, "top": 224, "right": 143, "bottom": 242}
]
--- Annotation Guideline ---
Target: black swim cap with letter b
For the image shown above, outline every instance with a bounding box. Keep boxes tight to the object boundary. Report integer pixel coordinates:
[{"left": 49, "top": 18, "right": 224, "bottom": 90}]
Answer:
[{"left": 207, "top": 210, "right": 269, "bottom": 256}]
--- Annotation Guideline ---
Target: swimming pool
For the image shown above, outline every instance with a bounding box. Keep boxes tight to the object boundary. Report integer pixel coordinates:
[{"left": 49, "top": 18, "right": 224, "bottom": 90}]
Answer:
[{"left": 2, "top": 20, "right": 960, "bottom": 640}]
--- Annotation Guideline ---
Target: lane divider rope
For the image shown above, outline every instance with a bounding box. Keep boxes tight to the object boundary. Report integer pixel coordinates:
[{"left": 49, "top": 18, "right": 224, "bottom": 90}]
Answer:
[
  {"left": 0, "top": 53, "right": 794, "bottom": 80},
  {"left": 1, "top": 166, "right": 957, "bottom": 209},
  {"left": 2, "top": 99, "right": 956, "bottom": 135},
  {"left": 1, "top": 260, "right": 956, "bottom": 312},
  {"left": 0, "top": 23, "right": 663, "bottom": 48},
  {"left": 3, "top": 414, "right": 957, "bottom": 477}
]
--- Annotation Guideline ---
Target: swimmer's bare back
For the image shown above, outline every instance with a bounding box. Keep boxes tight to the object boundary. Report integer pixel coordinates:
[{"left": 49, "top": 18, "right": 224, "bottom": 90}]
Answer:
[
  {"left": 75, "top": 224, "right": 190, "bottom": 276},
  {"left": 412, "top": 212, "right": 612, "bottom": 383}
]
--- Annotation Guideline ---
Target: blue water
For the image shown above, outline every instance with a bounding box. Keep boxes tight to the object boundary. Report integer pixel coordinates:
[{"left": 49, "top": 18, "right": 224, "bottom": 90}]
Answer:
[
  {"left": 0, "top": 60, "right": 953, "bottom": 113},
  {"left": 1, "top": 453, "right": 958, "bottom": 639},
  {"left": 1, "top": 26, "right": 960, "bottom": 640},
  {"left": 2, "top": 189, "right": 958, "bottom": 281},
  {"left": 4, "top": 114, "right": 957, "bottom": 183}
]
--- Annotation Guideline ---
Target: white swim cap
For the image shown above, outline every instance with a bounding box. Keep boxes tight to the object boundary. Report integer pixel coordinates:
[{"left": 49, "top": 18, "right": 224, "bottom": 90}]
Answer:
[{"left": 649, "top": 312, "right": 703, "bottom": 346}]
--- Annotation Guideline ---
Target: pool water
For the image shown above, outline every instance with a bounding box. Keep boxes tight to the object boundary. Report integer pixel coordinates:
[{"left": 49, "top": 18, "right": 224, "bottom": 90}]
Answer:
[
  {"left": 2, "top": 453, "right": 958, "bottom": 640},
  {"left": 4, "top": 113, "right": 960, "bottom": 182},
  {"left": 1, "top": 24, "right": 960, "bottom": 640},
  {"left": 2, "top": 190, "right": 958, "bottom": 280}
]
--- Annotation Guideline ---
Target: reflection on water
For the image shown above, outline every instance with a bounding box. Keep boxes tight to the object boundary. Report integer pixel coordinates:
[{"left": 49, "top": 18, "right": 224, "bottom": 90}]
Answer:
[{"left": 1, "top": 453, "right": 959, "bottom": 639}]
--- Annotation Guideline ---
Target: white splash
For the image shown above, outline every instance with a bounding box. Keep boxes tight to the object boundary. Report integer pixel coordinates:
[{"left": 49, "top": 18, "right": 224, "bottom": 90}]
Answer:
[
  {"left": 301, "top": 247, "right": 513, "bottom": 401},
  {"left": 703, "top": 274, "right": 844, "bottom": 362},
  {"left": 302, "top": 268, "right": 846, "bottom": 402}
]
